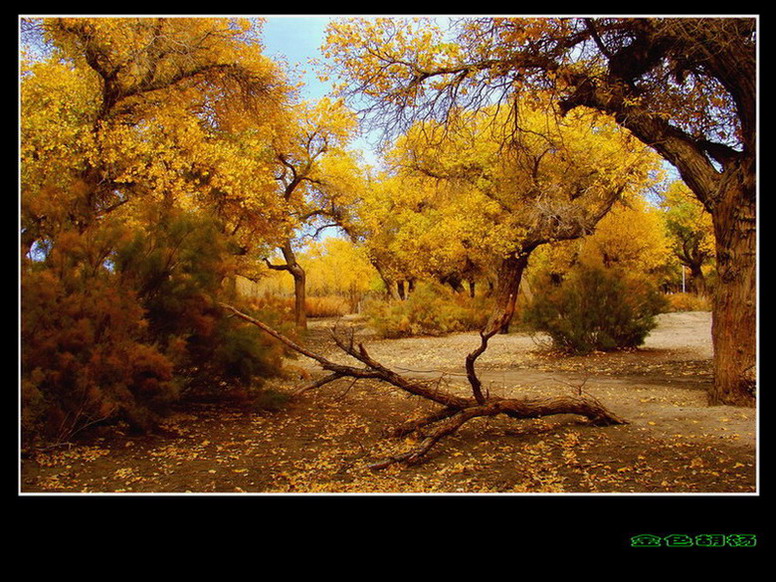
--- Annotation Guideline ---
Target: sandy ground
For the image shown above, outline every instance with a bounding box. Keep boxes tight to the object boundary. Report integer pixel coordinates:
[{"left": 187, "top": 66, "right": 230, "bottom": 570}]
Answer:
[
  {"left": 303, "top": 311, "right": 752, "bottom": 449},
  {"left": 20, "top": 311, "right": 757, "bottom": 494}
]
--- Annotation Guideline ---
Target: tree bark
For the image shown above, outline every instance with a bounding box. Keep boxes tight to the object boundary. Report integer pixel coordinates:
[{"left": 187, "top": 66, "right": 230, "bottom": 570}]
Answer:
[
  {"left": 291, "top": 264, "right": 307, "bottom": 330},
  {"left": 368, "top": 258, "right": 399, "bottom": 300},
  {"left": 708, "top": 164, "right": 756, "bottom": 405},
  {"left": 559, "top": 65, "right": 756, "bottom": 406},
  {"left": 266, "top": 240, "right": 308, "bottom": 330},
  {"left": 487, "top": 252, "right": 530, "bottom": 334},
  {"left": 284, "top": 247, "right": 307, "bottom": 330}
]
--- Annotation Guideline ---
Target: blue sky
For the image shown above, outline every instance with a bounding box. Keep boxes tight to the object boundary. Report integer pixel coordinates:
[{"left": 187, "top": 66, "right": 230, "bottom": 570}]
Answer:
[
  {"left": 261, "top": 16, "right": 334, "bottom": 100},
  {"left": 261, "top": 16, "right": 381, "bottom": 166}
]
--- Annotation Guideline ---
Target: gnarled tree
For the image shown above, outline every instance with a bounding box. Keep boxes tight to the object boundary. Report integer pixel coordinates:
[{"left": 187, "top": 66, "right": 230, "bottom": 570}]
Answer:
[
  {"left": 21, "top": 16, "right": 294, "bottom": 272},
  {"left": 363, "top": 101, "right": 661, "bottom": 333},
  {"left": 264, "top": 98, "right": 364, "bottom": 329},
  {"left": 660, "top": 179, "right": 716, "bottom": 294},
  {"left": 323, "top": 16, "right": 757, "bottom": 405}
]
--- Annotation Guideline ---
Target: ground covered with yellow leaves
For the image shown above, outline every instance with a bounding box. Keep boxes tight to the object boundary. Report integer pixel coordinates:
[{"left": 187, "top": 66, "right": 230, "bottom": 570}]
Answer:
[{"left": 20, "top": 311, "right": 756, "bottom": 494}]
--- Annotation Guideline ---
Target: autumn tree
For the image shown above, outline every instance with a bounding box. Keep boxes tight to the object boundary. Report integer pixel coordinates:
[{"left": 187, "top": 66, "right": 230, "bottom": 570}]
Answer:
[
  {"left": 660, "top": 179, "right": 716, "bottom": 294},
  {"left": 302, "top": 237, "right": 379, "bottom": 312},
  {"left": 21, "top": 16, "right": 299, "bottom": 318},
  {"left": 22, "top": 18, "right": 291, "bottom": 236},
  {"left": 371, "top": 102, "right": 660, "bottom": 333},
  {"left": 263, "top": 97, "right": 364, "bottom": 329},
  {"left": 531, "top": 192, "right": 672, "bottom": 285},
  {"left": 323, "top": 16, "right": 757, "bottom": 406},
  {"left": 338, "top": 174, "right": 415, "bottom": 299}
]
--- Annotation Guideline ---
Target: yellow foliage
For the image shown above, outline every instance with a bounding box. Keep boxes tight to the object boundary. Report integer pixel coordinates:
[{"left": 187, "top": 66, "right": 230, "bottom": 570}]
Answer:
[
  {"left": 351, "top": 97, "right": 662, "bottom": 283},
  {"left": 21, "top": 17, "right": 302, "bottom": 261},
  {"left": 302, "top": 237, "right": 380, "bottom": 297},
  {"left": 578, "top": 196, "right": 672, "bottom": 273}
]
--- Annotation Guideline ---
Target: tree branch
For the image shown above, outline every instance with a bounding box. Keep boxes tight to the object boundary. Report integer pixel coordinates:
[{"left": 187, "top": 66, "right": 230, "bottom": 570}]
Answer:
[
  {"left": 218, "top": 302, "right": 627, "bottom": 469},
  {"left": 263, "top": 258, "right": 290, "bottom": 272},
  {"left": 465, "top": 328, "right": 499, "bottom": 404}
]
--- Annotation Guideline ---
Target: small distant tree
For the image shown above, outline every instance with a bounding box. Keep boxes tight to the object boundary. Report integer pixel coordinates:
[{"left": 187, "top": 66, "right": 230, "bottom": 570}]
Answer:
[
  {"left": 660, "top": 180, "right": 716, "bottom": 294},
  {"left": 302, "top": 237, "right": 380, "bottom": 312},
  {"left": 264, "top": 98, "right": 364, "bottom": 329}
]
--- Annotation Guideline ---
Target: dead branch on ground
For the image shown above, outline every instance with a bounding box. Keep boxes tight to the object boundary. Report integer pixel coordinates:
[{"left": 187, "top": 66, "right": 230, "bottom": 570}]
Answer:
[{"left": 220, "top": 302, "right": 626, "bottom": 469}]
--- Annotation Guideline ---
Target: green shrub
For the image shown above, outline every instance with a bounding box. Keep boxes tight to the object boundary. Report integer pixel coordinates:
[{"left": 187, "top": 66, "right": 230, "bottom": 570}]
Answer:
[
  {"left": 21, "top": 234, "right": 178, "bottom": 445},
  {"left": 524, "top": 263, "right": 667, "bottom": 355},
  {"left": 114, "top": 211, "right": 289, "bottom": 398},
  {"left": 364, "top": 281, "right": 491, "bottom": 338},
  {"left": 21, "top": 210, "right": 290, "bottom": 445}
]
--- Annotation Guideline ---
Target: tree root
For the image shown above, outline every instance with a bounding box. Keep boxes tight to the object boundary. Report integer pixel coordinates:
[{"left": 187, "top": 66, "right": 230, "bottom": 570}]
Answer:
[{"left": 220, "top": 302, "right": 627, "bottom": 470}]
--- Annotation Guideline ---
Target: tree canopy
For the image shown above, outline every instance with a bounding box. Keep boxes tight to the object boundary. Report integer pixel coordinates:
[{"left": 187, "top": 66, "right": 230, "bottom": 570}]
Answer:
[
  {"left": 323, "top": 16, "right": 757, "bottom": 405},
  {"left": 20, "top": 16, "right": 757, "bottom": 451}
]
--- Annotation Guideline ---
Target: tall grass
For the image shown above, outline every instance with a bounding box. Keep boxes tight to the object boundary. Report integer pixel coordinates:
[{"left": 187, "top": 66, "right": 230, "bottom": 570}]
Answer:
[{"left": 662, "top": 292, "right": 712, "bottom": 312}]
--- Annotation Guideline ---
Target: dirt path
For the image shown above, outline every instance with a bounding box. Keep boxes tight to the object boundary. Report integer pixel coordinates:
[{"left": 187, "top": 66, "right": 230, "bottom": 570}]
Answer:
[
  {"left": 302, "top": 311, "right": 753, "bottom": 448},
  {"left": 20, "top": 311, "right": 757, "bottom": 493}
]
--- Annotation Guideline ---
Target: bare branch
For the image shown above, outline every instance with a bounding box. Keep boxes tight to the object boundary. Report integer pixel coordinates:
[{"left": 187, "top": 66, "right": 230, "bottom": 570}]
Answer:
[
  {"left": 219, "top": 302, "right": 627, "bottom": 469},
  {"left": 465, "top": 328, "right": 499, "bottom": 404},
  {"left": 263, "top": 258, "right": 290, "bottom": 272},
  {"left": 293, "top": 372, "right": 343, "bottom": 396}
]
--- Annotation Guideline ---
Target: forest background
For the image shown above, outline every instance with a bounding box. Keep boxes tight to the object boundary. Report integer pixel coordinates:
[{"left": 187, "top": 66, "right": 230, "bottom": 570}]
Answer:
[{"left": 19, "top": 15, "right": 757, "bottom": 514}]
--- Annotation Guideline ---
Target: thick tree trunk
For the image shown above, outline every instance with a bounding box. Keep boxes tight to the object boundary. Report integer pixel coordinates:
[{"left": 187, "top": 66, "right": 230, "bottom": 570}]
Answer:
[
  {"left": 709, "top": 168, "right": 756, "bottom": 406},
  {"left": 266, "top": 241, "right": 308, "bottom": 330},
  {"left": 568, "top": 91, "right": 756, "bottom": 406},
  {"left": 487, "top": 252, "right": 530, "bottom": 334}
]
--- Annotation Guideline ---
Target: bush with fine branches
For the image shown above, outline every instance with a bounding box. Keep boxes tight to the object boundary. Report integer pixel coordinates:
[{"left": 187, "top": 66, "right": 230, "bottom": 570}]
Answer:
[{"left": 525, "top": 262, "right": 667, "bottom": 355}]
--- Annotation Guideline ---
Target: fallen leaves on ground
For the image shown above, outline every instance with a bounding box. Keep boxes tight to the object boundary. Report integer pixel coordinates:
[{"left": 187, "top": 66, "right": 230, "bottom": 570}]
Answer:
[{"left": 20, "top": 312, "right": 755, "bottom": 494}]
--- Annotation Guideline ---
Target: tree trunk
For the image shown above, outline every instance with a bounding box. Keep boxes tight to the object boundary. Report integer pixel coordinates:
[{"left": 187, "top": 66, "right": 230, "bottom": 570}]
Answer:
[
  {"left": 269, "top": 240, "right": 307, "bottom": 330},
  {"left": 487, "top": 252, "right": 530, "bottom": 334},
  {"left": 397, "top": 280, "right": 406, "bottom": 300},
  {"left": 688, "top": 263, "right": 705, "bottom": 295},
  {"left": 708, "top": 168, "right": 756, "bottom": 406},
  {"left": 291, "top": 265, "right": 307, "bottom": 330},
  {"left": 552, "top": 28, "right": 756, "bottom": 406},
  {"left": 367, "top": 258, "right": 399, "bottom": 300},
  {"left": 440, "top": 274, "right": 464, "bottom": 293}
]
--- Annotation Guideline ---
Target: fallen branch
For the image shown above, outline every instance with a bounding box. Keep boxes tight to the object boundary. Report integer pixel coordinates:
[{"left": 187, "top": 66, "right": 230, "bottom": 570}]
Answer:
[{"left": 220, "top": 302, "right": 627, "bottom": 469}]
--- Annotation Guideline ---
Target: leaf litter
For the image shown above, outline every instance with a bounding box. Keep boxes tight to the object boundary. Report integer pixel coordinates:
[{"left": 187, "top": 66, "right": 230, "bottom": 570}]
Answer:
[{"left": 21, "top": 311, "right": 755, "bottom": 493}]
